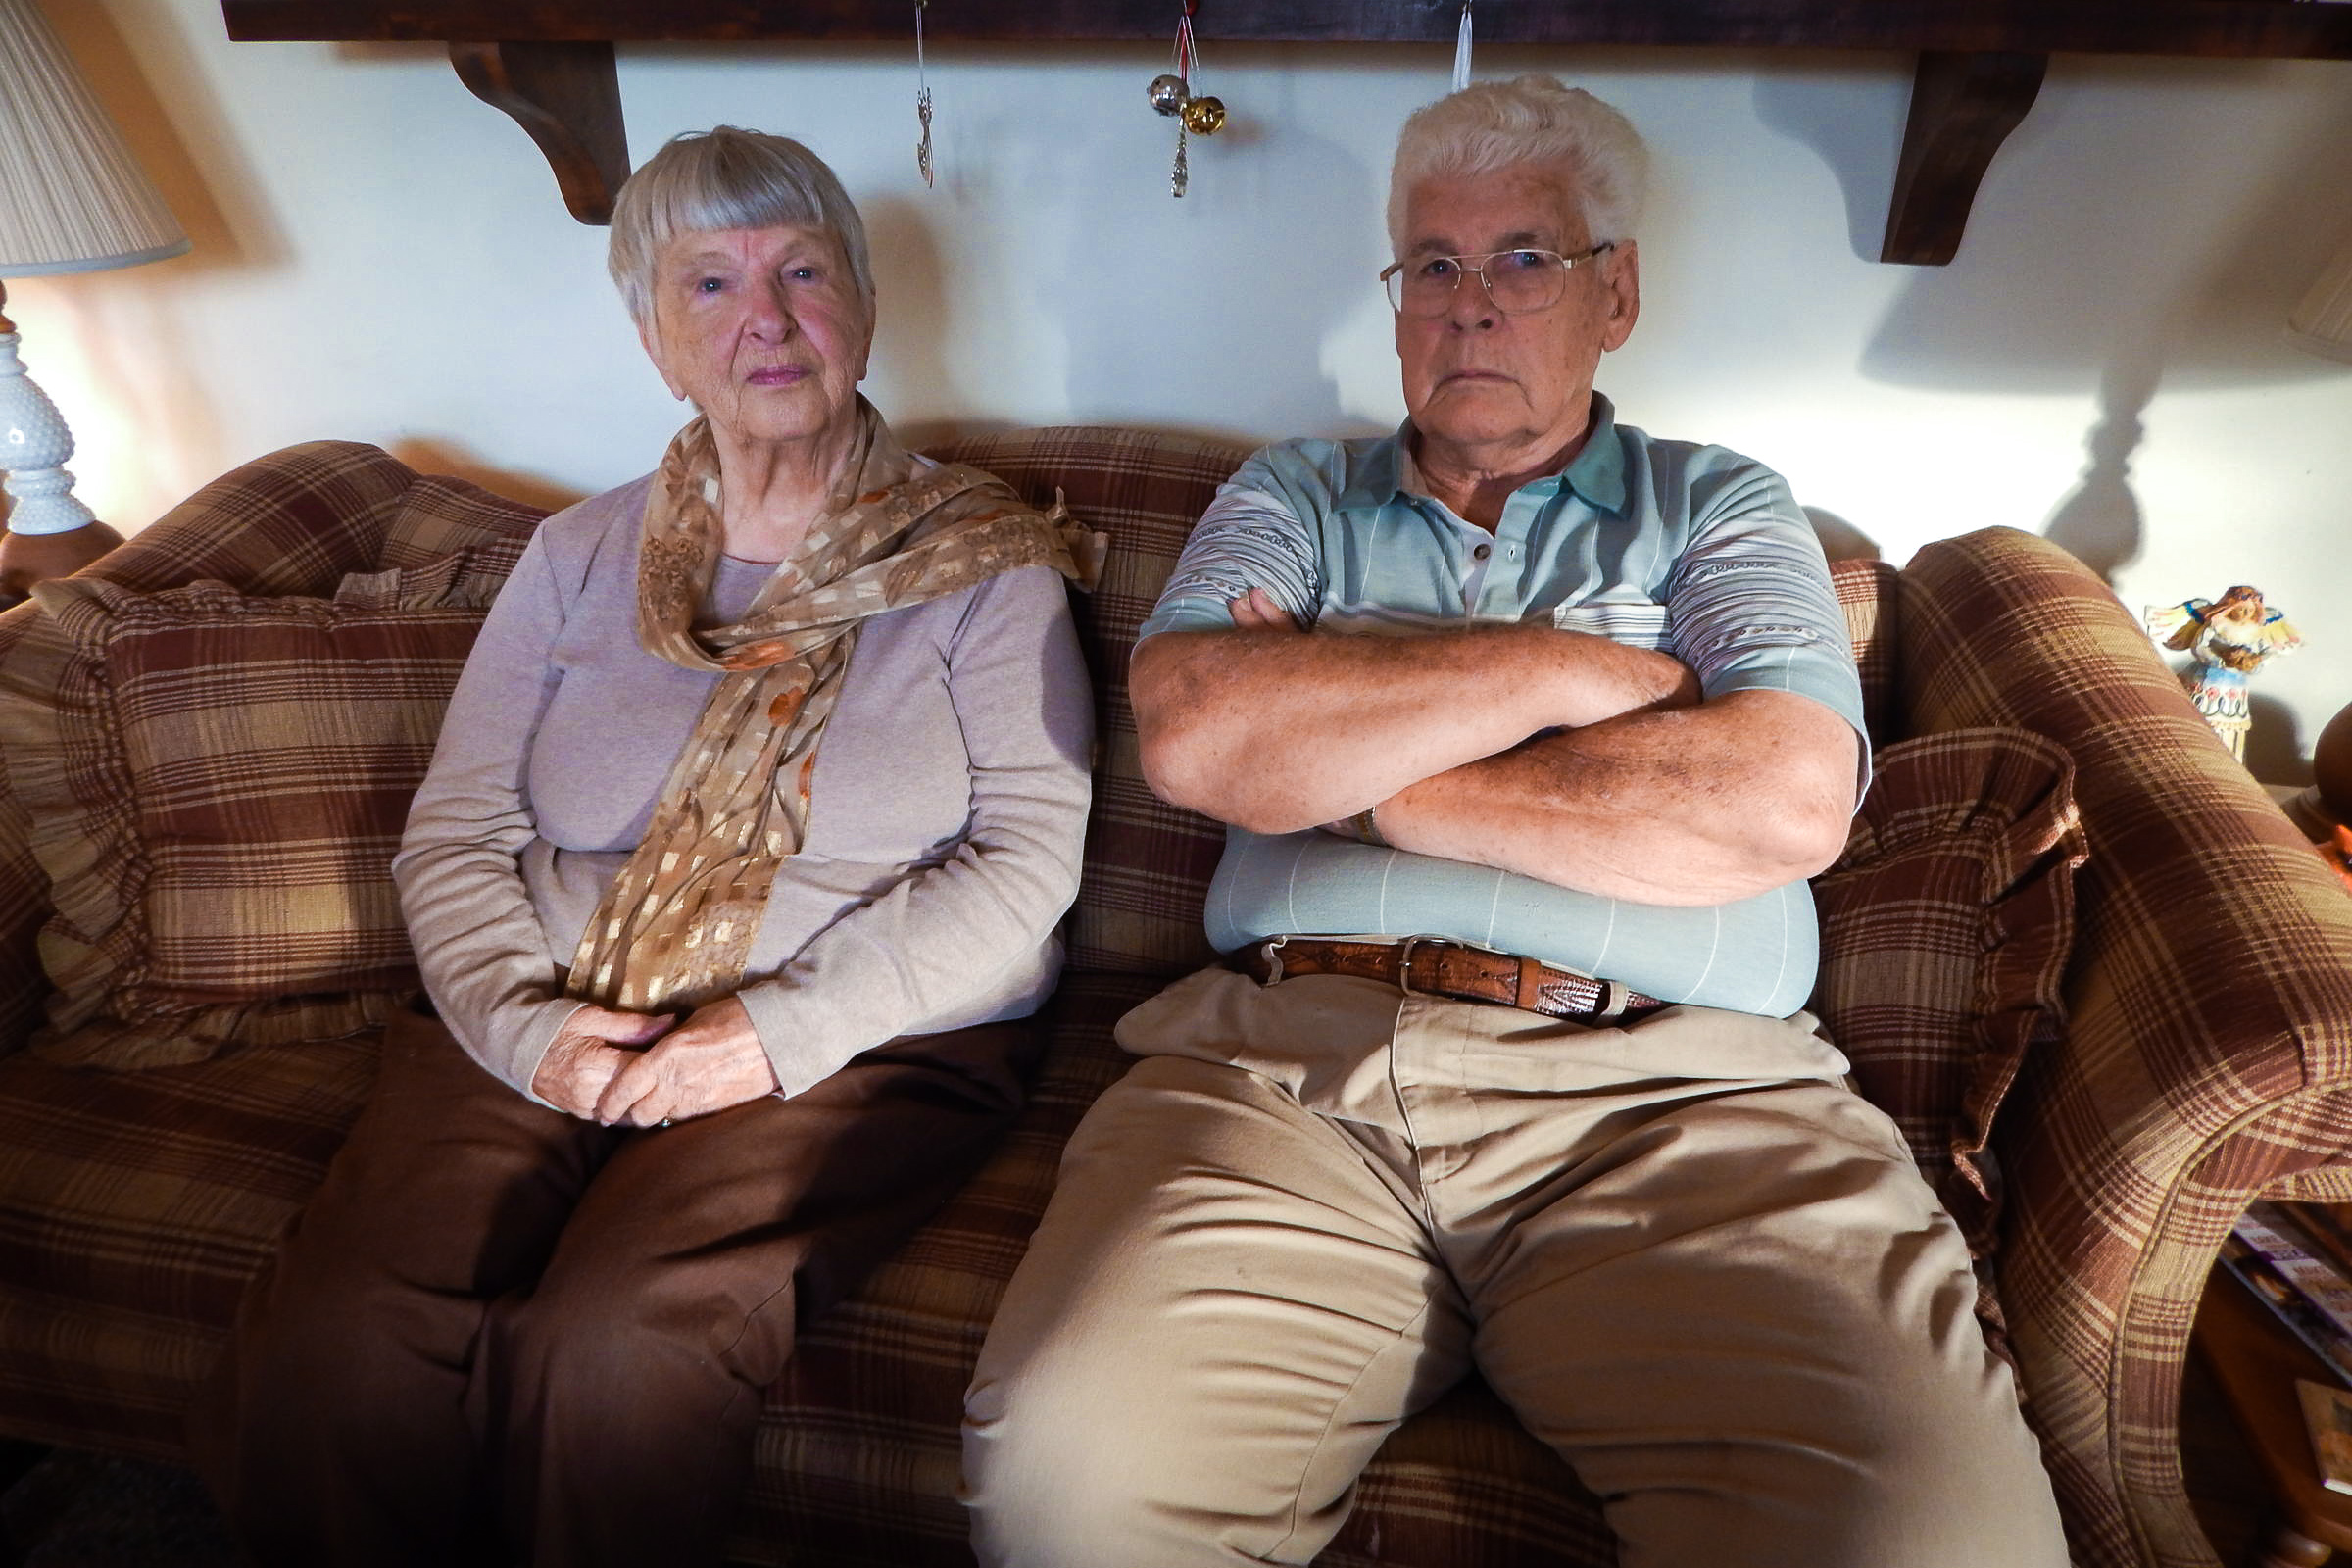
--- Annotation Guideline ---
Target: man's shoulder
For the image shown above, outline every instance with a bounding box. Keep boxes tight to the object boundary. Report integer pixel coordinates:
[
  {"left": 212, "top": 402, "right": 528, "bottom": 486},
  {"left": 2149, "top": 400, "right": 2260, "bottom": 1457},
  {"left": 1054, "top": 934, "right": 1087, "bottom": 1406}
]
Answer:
[
  {"left": 1610, "top": 417, "right": 1783, "bottom": 487},
  {"left": 1232, "top": 434, "right": 1401, "bottom": 521}
]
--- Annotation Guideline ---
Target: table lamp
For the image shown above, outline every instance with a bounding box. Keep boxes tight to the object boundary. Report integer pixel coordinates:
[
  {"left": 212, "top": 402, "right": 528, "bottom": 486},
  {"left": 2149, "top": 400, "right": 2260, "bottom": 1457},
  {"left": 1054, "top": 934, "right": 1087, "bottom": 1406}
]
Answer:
[{"left": 0, "top": 0, "right": 190, "bottom": 598}]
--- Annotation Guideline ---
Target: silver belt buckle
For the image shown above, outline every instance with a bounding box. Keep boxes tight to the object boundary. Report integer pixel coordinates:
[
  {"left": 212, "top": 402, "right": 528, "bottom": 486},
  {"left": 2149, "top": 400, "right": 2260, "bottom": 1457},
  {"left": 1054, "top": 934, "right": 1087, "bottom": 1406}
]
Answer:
[{"left": 1395, "top": 934, "right": 1473, "bottom": 999}]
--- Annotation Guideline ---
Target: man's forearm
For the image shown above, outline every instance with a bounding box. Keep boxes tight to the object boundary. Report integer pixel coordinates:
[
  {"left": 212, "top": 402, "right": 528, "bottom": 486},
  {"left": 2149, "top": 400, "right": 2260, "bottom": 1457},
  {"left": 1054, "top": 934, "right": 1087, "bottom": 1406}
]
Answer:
[
  {"left": 1132, "top": 621, "right": 1697, "bottom": 833},
  {"left": 1372, "top": 689, "right": 1859, "bottom": 906}
]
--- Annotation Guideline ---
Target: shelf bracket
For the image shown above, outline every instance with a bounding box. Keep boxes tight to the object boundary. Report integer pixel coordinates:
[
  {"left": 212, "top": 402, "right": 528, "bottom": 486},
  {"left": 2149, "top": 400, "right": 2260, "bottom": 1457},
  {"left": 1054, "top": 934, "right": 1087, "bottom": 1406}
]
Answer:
[
  {"left": 1882, "top": 50, "right": 2048, "bottom": 266},
  {"left": 448, "top": 40, "right": 629, "bottom": 225}
]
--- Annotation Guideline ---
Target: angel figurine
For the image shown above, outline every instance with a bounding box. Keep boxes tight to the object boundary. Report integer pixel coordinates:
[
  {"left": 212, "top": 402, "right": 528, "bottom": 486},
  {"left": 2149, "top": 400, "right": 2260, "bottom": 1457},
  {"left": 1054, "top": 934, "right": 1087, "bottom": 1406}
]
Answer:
[{"left": 2144, "top": 585, "right": 2302, "bottom": 762}]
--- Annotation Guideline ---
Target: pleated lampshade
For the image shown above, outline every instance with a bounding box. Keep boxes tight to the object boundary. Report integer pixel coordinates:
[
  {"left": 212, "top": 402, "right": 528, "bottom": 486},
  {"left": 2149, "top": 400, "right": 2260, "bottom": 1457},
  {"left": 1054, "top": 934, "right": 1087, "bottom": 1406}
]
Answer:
[
  {"left": 2288, "top": 233, "right": 2352, "bottom": 365},
  {"left": 0, "top": 0, "right": 189, "bottom": 277}
]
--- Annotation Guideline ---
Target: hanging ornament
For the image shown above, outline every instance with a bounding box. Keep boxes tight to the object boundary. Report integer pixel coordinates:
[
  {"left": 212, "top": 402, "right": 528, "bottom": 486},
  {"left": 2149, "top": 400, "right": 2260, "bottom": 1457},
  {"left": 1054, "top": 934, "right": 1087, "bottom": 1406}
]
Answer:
[
  {"left": 1181, "top": 95, "right": 1226, "bottom": 135},
  {"left": 913, "top": 1, "right": 935, "bottom": 188},
  {"left": 1452, "top": 1, "right": 1473, "bottom": 92},
  {"left": 1146, "top": 1, "right": 1227, "bottom": 198}
]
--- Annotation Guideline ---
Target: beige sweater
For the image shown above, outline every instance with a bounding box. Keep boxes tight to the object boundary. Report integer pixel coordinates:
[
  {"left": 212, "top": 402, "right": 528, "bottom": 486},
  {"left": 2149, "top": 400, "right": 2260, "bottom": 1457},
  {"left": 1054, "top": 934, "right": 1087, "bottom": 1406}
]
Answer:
[{"left": 392, "top": 472, "right": 1095, "bottom": 1105}]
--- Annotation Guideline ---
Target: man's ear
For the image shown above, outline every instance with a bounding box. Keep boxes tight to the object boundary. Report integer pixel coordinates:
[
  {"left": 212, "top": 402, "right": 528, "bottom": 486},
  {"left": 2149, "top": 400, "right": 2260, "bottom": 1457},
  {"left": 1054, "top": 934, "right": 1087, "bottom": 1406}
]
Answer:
[{"left": 1600, "top": 240, "right": 1641, "bottom": 352}]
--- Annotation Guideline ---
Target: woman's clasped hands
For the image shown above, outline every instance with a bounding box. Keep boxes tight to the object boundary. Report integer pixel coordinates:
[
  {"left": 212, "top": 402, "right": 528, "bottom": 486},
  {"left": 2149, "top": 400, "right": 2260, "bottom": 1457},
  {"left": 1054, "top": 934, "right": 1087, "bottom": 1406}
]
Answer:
[{"left": 530, "top": 997, "right": 781, "bottom": 1127}]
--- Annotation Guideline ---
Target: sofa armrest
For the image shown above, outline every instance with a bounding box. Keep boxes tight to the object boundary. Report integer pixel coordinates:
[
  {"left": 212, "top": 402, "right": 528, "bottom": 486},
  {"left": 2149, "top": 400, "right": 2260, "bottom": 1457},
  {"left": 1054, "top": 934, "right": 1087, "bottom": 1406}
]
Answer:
[{"left": 1895, "top": 527, "right": 2352, "bottom": 1568}]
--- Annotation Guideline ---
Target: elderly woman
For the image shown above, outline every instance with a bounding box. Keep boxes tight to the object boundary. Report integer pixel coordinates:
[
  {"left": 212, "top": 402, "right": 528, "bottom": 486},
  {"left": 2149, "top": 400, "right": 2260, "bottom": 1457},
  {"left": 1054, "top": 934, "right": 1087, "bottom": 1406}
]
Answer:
[{"left": 192, "top": 127, "right": 1096, "bottom": 1568}]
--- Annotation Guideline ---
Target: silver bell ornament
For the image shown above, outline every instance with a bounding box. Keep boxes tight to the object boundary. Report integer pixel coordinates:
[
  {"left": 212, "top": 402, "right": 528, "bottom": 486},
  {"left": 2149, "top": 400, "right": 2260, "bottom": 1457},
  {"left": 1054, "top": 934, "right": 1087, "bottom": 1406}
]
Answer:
[{"left": 1148, "top": 73, "right": 1191, "bottom": 115}]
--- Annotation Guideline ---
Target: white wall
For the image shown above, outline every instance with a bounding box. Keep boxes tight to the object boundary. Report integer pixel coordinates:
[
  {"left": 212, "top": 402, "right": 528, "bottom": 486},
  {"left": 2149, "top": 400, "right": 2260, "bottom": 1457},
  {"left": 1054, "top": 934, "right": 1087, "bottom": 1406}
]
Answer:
[{"left": 20, "top": 0, "right": 2352, "bottom": 780}]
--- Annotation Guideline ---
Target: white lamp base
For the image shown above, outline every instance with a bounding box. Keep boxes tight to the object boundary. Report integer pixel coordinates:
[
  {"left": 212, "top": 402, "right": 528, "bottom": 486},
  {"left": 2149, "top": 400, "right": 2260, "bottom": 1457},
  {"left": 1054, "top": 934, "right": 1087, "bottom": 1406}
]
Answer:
[{"left": 0, "top": 326, "right": 99, "bottom": 537}]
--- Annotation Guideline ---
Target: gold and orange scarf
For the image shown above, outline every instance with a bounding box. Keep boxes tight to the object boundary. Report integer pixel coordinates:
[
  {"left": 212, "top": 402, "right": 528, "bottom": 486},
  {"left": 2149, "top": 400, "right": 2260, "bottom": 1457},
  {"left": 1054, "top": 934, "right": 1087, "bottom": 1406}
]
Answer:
[{"left": 566, "top": 400, "right": 1101, "bottom": 1014}]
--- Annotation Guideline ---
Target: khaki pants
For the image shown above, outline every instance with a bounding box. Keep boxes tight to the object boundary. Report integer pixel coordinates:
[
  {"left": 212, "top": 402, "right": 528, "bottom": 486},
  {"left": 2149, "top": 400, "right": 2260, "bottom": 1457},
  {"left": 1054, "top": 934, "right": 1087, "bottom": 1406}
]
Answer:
[
  {"left": 962, "top": 968, "right": 2067, "bottom": 1568},
  {"left": 191, "top": 1004, "right": 1035, "bottom": 1568}
]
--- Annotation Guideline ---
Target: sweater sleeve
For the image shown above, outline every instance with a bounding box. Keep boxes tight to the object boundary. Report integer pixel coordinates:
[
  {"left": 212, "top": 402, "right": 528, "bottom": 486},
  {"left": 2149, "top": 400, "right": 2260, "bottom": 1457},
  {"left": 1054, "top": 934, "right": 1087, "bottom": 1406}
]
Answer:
[
  {"left": 735, "top": 564, "right": 1094, "bottom": 1097},
  {"left": 391, "top": 529, "right": 592, "bottom": 1103}
]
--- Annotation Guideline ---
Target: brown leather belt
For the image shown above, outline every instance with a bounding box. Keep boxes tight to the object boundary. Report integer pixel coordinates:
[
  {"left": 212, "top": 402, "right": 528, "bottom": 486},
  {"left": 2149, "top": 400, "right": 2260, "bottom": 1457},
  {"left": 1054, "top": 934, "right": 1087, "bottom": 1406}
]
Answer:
[{"left": 1228, "top": 936, "right": 1667, "bottom": 1025}]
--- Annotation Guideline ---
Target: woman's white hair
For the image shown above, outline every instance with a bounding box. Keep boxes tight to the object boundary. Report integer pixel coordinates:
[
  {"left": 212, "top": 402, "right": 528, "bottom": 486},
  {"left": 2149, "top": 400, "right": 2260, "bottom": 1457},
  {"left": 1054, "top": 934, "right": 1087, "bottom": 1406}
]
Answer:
[
  {"left": 607, "top": 126, "right": 875, "bottom": 328},
  {"left": 1387, "top": 76, "right": 1650, "bottom": 254}
]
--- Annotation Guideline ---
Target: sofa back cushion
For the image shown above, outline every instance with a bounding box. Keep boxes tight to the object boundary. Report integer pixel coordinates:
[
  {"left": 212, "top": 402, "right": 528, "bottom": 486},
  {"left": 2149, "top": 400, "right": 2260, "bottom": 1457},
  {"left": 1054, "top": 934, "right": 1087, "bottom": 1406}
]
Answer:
[
  {"left": 936, "top": 427, "right": 1252, "bottom": 979},
  {"left": 375, "top": 471, "right": 545, "bottom": 580}
]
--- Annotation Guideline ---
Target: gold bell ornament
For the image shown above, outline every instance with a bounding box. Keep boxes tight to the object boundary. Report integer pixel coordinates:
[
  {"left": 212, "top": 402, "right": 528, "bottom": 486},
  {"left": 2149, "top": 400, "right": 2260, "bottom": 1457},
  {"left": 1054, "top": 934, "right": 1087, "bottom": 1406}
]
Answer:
[{"left": 1146, "top": 1, "right": 1228, "bottom": 197}]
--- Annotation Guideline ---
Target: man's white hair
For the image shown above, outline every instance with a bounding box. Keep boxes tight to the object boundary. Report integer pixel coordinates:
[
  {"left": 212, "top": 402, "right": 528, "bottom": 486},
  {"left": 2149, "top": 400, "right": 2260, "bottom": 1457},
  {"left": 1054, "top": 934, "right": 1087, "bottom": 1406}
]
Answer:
[
  {"left": 607, "top": 126, "right": 875, "bottom": 329},
  {"left": 1387, "top": 76, "right": 1650, "bottom": 255}
]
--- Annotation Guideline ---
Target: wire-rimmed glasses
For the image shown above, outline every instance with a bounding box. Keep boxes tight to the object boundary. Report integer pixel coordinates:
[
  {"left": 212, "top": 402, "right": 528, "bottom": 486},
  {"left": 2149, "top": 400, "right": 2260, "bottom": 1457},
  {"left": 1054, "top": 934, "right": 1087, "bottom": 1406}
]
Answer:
[{"left": 1379, "top": 242, "right": 1614, "bottom": 318}]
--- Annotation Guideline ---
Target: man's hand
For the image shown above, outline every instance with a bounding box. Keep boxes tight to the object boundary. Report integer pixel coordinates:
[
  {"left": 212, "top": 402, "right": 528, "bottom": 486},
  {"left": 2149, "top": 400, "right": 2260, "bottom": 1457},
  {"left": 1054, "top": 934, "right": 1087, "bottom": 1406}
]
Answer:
[
  {"left": 1226, "top": 587, "right": 1302, "bottom": 633},
  {"left": 593, "top": 996, "right": 780, "bottom": 1129},
  {"left": 531, "top": 1004, "right": 674, "bottom": 1119}
]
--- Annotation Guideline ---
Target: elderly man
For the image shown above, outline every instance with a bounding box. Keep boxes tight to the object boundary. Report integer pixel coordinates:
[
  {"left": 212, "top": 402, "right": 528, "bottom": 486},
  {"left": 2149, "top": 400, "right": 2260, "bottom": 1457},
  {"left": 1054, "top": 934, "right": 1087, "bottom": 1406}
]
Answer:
[{"left": 961, "top": 77, "right": 2069, "bottom": 1568}]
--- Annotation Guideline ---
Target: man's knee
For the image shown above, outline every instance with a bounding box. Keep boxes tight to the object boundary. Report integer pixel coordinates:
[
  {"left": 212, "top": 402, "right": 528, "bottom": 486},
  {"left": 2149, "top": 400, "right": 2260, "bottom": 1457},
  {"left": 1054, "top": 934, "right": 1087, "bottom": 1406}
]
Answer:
[{"left": 962, "top": 1337, "right": 1220, "bottom": 1568}]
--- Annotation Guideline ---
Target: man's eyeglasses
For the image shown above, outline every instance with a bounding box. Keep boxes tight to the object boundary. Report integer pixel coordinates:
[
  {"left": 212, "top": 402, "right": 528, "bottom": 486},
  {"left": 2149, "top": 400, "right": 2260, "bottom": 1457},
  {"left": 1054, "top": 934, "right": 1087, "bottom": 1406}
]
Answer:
[{"left": 1379, "top": 242, "right": 1615, "bottom": 318}]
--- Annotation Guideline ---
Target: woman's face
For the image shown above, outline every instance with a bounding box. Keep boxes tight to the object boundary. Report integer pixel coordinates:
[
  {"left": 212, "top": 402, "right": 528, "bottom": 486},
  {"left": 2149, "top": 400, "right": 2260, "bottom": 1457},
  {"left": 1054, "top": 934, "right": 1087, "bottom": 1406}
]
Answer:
[{"left": 640, "top": 223, "right": 873, "bottom": 454}]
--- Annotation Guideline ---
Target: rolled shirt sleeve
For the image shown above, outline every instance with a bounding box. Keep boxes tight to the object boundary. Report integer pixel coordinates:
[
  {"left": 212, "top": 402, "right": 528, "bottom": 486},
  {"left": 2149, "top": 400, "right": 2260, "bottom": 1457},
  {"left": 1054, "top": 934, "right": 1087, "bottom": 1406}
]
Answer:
[
  {"left": 1658, "top": 454, "right": 1872, "bottom": 798},
  {"left": 1137, "top": 475, "right": 1323, "bottom": 641}
]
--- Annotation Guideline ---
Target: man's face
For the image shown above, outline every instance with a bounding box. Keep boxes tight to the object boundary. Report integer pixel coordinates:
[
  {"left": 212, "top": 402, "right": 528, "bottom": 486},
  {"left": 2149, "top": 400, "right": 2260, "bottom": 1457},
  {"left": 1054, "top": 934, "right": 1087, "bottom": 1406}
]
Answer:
[{"left": 1393, "top": 165, "right": 1640, "bottom": 466}]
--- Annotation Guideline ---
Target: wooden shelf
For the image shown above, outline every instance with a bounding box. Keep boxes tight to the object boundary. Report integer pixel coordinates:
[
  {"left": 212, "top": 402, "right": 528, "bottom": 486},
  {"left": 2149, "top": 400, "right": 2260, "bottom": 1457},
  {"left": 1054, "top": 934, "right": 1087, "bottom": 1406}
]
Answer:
[{"left": 219, "top": 1, "right": 2352, "bottom": 259}]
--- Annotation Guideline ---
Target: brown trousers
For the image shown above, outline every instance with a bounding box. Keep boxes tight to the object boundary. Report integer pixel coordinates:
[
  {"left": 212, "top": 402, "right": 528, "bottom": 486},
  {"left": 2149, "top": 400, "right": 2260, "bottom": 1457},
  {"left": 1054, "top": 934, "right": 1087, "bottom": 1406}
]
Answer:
[{"left": 191, "top": 1003, "right": 1035, "bottom": 1568}]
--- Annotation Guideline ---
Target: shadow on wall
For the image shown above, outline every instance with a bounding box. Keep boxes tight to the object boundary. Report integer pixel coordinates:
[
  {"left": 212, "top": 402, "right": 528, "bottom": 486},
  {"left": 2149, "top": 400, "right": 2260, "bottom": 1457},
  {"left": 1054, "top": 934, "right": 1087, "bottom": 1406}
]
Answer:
[
  {"left": 2246, "top": 694, "right": 2314, "bottom": 789},
  {"left": 1750, "top": 56, "right": 1906, "bottom": 266},
  {"left": 1037, "top": 87, "right": 1390, "bottom": 444},
  {"left": 2038, "top": 355, "right": 2156, "bottom": 581},
  {"left": 863, "top": 194, "right": 962, "bottom": 433},
  {"left": 1762, "top": 56, "right": 2352, "bottom": 580}
]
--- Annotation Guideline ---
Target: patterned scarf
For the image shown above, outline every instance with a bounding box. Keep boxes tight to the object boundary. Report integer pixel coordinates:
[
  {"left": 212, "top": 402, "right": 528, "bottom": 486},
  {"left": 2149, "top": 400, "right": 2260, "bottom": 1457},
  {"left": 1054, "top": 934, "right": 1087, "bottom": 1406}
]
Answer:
[{"left": 566, "top": 399, "right": 1102, "bottom": 1014}]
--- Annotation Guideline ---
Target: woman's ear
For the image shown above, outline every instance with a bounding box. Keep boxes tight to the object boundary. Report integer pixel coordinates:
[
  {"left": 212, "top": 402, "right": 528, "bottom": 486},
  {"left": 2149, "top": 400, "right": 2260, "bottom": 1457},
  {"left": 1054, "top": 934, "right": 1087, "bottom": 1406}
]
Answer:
[{"left": 638, "top": 317, "right": 687, "bottom": 401}]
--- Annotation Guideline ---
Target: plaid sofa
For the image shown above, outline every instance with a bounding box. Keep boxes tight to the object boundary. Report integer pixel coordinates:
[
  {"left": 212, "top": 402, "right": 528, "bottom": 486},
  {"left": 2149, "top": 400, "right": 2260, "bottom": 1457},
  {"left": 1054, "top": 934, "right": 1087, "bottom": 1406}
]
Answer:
[{"left": 0, "top": 431, "right": 2347, "bottom": 1568}]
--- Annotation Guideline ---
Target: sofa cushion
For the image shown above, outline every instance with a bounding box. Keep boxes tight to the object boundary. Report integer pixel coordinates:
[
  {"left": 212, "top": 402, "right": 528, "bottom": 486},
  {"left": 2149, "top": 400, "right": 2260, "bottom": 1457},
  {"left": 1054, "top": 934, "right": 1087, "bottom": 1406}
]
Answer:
[
  {"left": 0, "top": 1033, "right": 376, "bottom": 1456},
  {"left": 1, "top": 567, "right": 489, "bottom": 1067},
  {"left": 1810, "top": 726, "right": 2086, "bottom": 1257}
]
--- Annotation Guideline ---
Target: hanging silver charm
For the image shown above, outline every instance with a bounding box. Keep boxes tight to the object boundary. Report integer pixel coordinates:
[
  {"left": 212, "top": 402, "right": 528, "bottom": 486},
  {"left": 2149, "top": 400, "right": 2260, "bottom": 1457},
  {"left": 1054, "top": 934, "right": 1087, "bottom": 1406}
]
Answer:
[
  {"left": 914, "top": 1, "right": 935, "bottom": 188},
  {"left": 916, "top": 86, "right": 934, "bottom": 188},
  {"left": 1171, "top": 123, "right": 1189, "bottom": 198}
]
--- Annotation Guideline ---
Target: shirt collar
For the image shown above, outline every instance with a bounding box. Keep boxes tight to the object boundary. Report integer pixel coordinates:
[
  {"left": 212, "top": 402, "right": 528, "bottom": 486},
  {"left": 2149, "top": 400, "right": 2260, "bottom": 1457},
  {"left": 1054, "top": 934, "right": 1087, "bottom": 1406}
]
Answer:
[{"left": 1343, "top": 392, "right": 1628, "bottom": 517}]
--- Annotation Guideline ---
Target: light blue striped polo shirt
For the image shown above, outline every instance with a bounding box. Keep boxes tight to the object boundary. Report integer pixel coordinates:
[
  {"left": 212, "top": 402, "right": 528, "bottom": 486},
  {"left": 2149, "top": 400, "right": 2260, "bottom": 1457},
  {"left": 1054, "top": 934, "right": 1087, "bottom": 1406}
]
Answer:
[{"left": 1135, "top": 394, "right": 1866, "bottom": 1018}]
